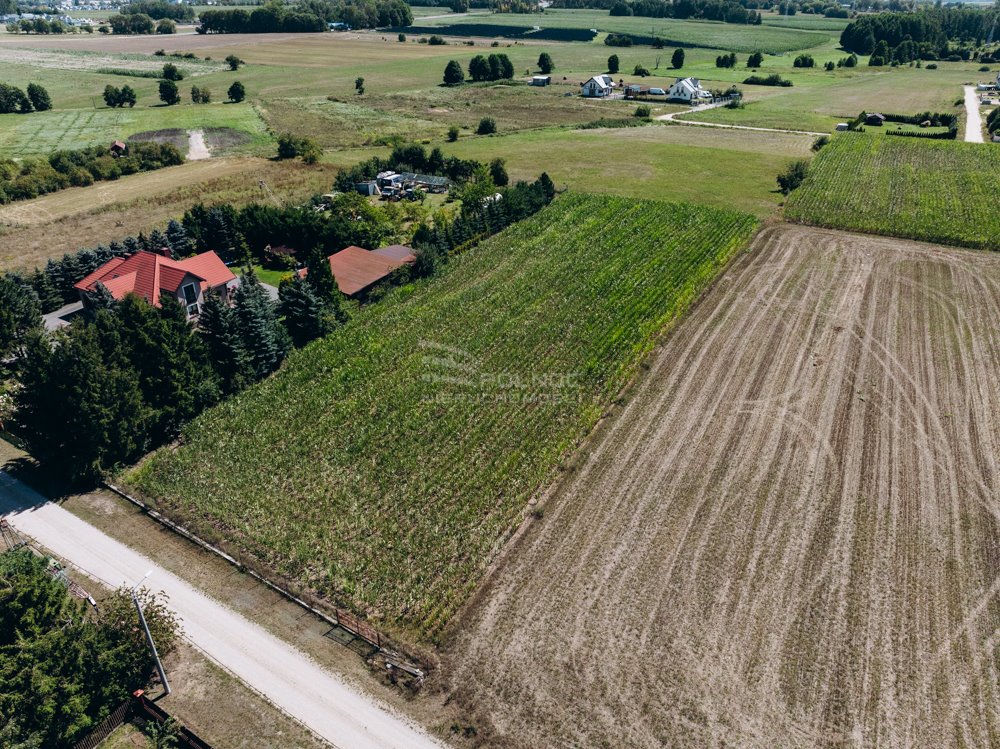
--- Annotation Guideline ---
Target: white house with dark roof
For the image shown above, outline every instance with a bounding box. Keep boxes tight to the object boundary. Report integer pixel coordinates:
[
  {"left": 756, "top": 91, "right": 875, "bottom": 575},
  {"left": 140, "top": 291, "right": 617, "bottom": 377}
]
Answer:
[
  {"left": 666, "top": 77, "right": 711, "bottom": 103},
  {"left": 581, "top": 74, "right": 615, "bottom": 97}
]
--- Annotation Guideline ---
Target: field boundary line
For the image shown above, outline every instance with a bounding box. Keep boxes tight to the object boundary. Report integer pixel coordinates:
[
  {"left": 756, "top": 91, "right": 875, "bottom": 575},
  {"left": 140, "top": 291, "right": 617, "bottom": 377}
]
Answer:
[{"left": 103, "top": 481, "right": 342, "bottom": 633}]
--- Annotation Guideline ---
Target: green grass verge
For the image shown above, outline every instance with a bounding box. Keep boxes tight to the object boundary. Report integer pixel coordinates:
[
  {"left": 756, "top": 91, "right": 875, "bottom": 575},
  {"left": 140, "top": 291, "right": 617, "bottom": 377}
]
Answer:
[
  {"left": 785, "top": 134, "right": 1000, "bottom": 250},
  {"left": 122, "top": 192, "right": 757, "bottom": 641}
]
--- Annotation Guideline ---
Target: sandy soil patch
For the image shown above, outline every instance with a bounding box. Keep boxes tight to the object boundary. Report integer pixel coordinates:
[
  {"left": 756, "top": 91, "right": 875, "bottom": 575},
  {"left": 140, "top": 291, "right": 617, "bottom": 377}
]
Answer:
[{"left": 445, "top": 224, "right": 1000, "bottom": 748}]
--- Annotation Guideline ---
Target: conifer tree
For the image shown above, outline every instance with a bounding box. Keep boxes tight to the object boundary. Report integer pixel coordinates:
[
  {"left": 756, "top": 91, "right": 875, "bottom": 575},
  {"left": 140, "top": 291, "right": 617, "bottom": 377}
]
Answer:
[
  {"left": 198, "top": 291, "right": 252, "bottom": 394},
  {"left": 165, "top": 219, "right": 192, "bottom": 258},
  {"left": 234, "top": 269, "right": 289, "bottom": 379},
  {"left": 279, "top": 274, "right": 335, "bottom": 347}
]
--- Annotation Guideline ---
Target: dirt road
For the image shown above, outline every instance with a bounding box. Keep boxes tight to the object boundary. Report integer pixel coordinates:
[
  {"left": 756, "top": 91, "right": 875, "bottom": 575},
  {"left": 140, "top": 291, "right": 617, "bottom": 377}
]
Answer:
[
  {"left": 964, "top": 85, "right": 985, "bottom": 143},
  {"left": 187, "top": 129, "right": 211, "bottom": 160},
  {"left": 0, "top": 472, "right": 446, "bottom": 749},
  {"left": 447, "top": 224, "right": 1000, "bottom": 748}
]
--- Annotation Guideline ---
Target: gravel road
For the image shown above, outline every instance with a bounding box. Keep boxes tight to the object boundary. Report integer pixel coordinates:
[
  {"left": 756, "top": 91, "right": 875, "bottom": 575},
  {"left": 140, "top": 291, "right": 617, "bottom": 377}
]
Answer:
[
  {"left": 964, "top": 85, "right": 985, "bottom": 143},
  {"left": 0, "top": 471, "right": 445, "bottom": 749}
]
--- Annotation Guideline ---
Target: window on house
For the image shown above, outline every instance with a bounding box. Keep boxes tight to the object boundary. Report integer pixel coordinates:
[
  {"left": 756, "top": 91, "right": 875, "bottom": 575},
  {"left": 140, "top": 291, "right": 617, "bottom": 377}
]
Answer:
[{"left": 182, "top": 282, "right": 199, "bottom": 316}]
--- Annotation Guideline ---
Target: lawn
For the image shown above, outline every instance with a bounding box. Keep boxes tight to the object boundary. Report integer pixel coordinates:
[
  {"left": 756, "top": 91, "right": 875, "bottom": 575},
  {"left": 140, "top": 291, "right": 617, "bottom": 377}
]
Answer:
[
  {"left": 785, "top": 134, "right": 1000, "bottom": 250},
  {"left": 427, "top": 124, "right": 814, "bottom": 216},
  {"left": 122, "top": 193, "right": 757, "bottom": 642},
  {"left": 676, "top": 55, "right": 978, "bottom": 133}
]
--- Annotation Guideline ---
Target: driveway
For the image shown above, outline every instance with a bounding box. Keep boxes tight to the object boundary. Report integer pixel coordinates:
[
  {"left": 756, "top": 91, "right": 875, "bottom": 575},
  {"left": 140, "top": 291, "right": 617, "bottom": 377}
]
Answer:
[
  {"left": 658, "top": 101, "right": 827, "bottom": 137},
  {"left": 964, "top": 85, "right": 985, "bottom": 143},
  {"left": 0, "top": 472, "right": 446, "bottom": 749}
]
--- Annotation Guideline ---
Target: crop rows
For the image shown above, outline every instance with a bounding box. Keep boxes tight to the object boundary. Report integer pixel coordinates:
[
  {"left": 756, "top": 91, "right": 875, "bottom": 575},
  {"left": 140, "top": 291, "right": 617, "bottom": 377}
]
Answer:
[
  {"left": 785, "top": 134, "right": 1000, "bottom": 250},
  {"left": 124, "top": 193, "right": 757, "bottom": 640}
]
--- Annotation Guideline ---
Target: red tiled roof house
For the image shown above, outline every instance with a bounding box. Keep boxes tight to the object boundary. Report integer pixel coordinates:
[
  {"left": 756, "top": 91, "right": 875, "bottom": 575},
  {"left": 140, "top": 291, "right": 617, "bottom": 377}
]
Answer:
[{"left": 74, "top": 250, "right": 237, "bottom": 318}]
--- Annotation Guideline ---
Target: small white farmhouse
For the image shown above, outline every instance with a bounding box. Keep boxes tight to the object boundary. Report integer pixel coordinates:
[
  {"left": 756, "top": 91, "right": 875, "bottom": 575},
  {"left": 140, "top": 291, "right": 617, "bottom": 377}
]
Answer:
[
  {"left": 666, "top": 77, "right": 711, "bottom": 103},
  {"left": 581, "top": 74, "right": 615, "bottom": 97}
]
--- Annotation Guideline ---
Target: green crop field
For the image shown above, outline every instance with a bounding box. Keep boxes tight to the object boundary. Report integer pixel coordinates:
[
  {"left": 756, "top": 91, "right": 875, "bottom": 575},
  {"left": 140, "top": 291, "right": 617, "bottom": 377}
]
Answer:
[
  {"left": 123, "top": 193, "right": 757, "bottom": 641},
  {"left": 400, "top": 10, "right": 831, "bottom": 52},
  {"left": 0, "top": 102, "right": 268, "bottom": 157},
  {"left": 785, "top": 135, "right": 1000, "bottom": 250}
]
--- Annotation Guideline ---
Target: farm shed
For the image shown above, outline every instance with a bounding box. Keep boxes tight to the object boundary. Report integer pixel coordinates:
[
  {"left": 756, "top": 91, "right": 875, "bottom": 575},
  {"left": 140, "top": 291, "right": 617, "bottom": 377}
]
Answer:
[
  {"left": 75, "top": 250, "right": 236, "bottom": 317},
  {"left": 531, "top": 75, "right": 551, "bottom": 86},
  {"left": 396, "top": 172, "right": 452, "bottom": 192},
  {"left": 110, "top": 140, "right": 127, "bottom": 157},
  {"left": 865, "top": 112, "right": 886, "bottom": 126},
  {"left": 581, "top": 75, "right": 614, "bottom": 97},
  {"left": 835, "top": 123, "right": 849, "bottom": 131},
  {"left": 300, "top": 246, "right": 409, "bottom": 298},
  {"left": 355, "top": 181, "right": 381, "bottom": 197}
]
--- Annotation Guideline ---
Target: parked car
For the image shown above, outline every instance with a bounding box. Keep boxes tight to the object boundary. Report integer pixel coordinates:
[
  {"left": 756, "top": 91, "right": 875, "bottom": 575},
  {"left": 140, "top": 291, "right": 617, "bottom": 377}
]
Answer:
[{"left": 648, "top": 87, "right": 666, "bottom": 96}]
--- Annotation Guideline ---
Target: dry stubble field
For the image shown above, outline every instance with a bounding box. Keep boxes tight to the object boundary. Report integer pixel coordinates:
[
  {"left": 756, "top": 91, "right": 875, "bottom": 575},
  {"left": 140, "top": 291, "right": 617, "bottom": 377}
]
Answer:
[{"left": 446, "top": 224, "right": 1000, "bottom": 748}]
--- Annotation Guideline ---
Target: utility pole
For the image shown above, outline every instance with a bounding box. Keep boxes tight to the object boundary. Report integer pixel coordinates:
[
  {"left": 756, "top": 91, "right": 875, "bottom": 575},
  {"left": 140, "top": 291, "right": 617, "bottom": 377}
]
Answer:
[{"left": 132, "top": 571, "right": 170, "bottom": 697}]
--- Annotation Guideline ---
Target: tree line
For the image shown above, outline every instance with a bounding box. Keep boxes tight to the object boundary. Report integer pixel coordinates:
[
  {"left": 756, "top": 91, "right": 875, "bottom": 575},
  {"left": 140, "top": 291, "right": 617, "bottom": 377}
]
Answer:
[
  {"left": 0, "top": 142, "right": 182, "bottom": 204},
  {"left": 122, "top": 0, "right": 195, "bottom": 21},
  {"left": 609, "top": 0, "right": 763, "bottom": 25},
  {"left": 197, "top": 0, "right": 412, "bottom": 33},
  {"left": 0, "top": 550, "right": 179, "bottom": 748},
  {"left": 840, "top": 7, "right": 1000, "bottom": 58}
]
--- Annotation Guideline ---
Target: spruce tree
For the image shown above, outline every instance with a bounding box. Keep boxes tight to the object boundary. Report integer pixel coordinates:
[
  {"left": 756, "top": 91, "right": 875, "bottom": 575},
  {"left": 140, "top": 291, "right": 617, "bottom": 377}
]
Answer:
[
  {"left": 165, "top": 219, "right": 193, "bottom": 258},
  {"left": 279, "top": 275, "right": 335, "bottom": 347},
  {"left": 234, "top": 269, "right": 289, "bottom": 379},
  {"left": 198, "top": 291, "right": 252, "bottom": 394}
]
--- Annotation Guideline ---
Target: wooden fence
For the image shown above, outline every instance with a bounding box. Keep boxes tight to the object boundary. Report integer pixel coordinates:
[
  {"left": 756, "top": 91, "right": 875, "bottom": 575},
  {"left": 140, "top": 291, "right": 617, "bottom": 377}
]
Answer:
[
  {"left": 72, "top": 700, "right": 131, "bottom": 749},
  {"left": 72, "top": 691, "right": 215, "bottom": 749}
]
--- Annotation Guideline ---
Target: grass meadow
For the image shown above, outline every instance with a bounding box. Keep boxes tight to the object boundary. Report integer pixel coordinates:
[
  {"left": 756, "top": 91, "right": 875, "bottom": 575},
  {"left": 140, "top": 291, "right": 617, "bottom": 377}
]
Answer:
[
  {"left": 123, "top": 193, "right": 757, "bottom": 641},
  {"left": 785, "top": 134, "right": 1000, "bottom": 249}
]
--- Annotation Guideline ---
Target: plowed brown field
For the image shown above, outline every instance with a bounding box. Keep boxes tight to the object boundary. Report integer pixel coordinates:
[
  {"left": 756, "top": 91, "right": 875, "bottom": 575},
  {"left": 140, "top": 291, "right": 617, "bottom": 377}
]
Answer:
[{"left": 445, "top": 224, "right": 1000, "bottom": 748}]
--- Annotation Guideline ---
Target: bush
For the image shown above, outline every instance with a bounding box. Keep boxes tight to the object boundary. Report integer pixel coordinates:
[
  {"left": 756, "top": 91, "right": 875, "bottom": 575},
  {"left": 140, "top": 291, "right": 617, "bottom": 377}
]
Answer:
[
  {"left": 605, "top": 32, "right": 633, "bottom": 47},
  {"left": 671, "top": 48, "right": 684, "bottom": 69},
  {"left": 743, "top": 73, "right": 792, "bottom": 87},
  {"left": 277, "top": 133, "right": 321, "bottom": 163},
  {"left": 538, "top": 52, "right": 554, "bottom": 74},
  {"left": 228, "top": 80, "right": 246, "bottom": 102},
  {"left": 633, "top": 64, "right": 650, "bottom": 77},
  {"left": 444, "top": 59, "right": 465, "bottom": 85},
  {"left": 447, "top": 125, "right": 460, "bottom": 141},
  {"left": 777, "top": 159, "right": 808, "bottom": 195},
  {"left": 156, "top": 18, "right": 175, "bottom": 33},
  {"left": 634, "top": 104, "right": 651, "bottom": 117},
  {"left": 428, "top": 34, "right": 446, "bottom": 45},
  {"left": 158, "top": 79, "right": 180, "bottom": 105},
  {"left": 477, "top": 117, "right": 497, "bottom": 135},
  {"left": 607, "top": 53, "right": 619, "bottom": 73},
  {"left": 824, "top": 60, "right": 835, "bottom": 71},
  {"left": 793, "top": 54, "right": 815, "bottom": 68},
  {"left": 747, "top": 51, "right": 763, "bottom": 67},
  {"left": 162, "top": 62, "right": 183, "bottom": 81},
  {"left": 225, "top": 53, "right": 243, "bottom": 70},
  {"left": 398, "top": 32, "right": 406, "bottom": 42},
  {"left": 811, "top": 135, "right": 829, "bottom": 151},
  {"left": 926, "top": 62, "right": 937, "bottom": 69},
  {"left": 26, "top": 83, "right": 51, "bottom": 112}
]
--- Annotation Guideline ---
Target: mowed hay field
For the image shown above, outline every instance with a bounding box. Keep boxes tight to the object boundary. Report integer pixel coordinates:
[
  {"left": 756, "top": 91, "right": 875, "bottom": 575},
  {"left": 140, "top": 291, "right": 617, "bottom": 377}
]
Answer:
[
  {"left": 0, "top": 158, "right": 338, "bottom": 273},
  {"left": 446, "top": 223, "right": 1000, "bottom": 748},
  {"left": 122, "top": 194, "right": 757, "bottom": 641},
  {"left": 786, "top": 135, "right": 1000, "bottom": 250}
]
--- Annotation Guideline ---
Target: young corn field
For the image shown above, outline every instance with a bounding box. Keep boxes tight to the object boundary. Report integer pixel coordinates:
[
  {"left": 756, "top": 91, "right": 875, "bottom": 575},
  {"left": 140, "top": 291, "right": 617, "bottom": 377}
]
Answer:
[
  {"left": 123, "top": 193, "right": 757, "bottom": 640},
  {"left": 785, "top": 134, "right": 1000, "bottom": 250}
]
